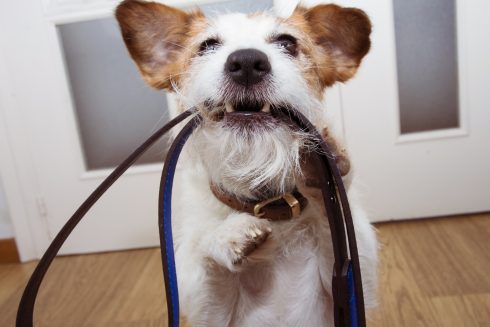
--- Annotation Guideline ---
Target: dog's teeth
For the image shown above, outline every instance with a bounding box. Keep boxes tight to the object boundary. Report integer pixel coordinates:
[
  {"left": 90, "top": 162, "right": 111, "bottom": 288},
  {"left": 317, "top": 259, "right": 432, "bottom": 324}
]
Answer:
[
  {"left": 261, "top": 103, "right": 271, "bottom": 113},
  {"left": 225, "top": 103, "right": 234, "bottom": 113}
]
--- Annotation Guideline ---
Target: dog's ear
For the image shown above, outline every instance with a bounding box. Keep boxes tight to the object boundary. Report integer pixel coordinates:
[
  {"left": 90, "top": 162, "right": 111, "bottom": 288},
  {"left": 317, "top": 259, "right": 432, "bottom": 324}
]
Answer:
[
  {"left": 115, "top": 0, "right": 203, "bottom": 89},
  {"left": 295, "top": 4, "right": 371, "bottom": 86}
]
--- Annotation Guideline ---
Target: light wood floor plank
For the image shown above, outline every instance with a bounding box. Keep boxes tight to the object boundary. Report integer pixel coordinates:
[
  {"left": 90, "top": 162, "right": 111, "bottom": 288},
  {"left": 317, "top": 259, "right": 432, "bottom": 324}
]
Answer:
[
  {"left": 429, "top": 294, "right": 490, "bottom": 327},
  {"left": 391, "top": 215, "right": 490, "bottom": 297},
  {"left": 368, "top": 223, "right": 440, "bottom": 327},
  {"left": 1, "top": 213, "right": 488, "bottom": 326}
]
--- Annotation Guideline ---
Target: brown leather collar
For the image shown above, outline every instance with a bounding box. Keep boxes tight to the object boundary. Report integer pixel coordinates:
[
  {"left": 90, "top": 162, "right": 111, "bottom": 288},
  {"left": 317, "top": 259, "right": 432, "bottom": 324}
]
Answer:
[{"left": 210, "top": 184, "right": 308, "bottom": 221}]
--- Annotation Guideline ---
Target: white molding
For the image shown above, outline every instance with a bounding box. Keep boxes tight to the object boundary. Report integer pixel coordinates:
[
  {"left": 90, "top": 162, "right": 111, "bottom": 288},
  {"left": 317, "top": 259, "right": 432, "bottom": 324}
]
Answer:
[
  {"left": 43, "top": 0, "right": 234, "bottom": 24},
  {"left": 0, "top": 48, "right": 48, "bottom": 261},
  {"left": 47, "top": 7, "right": 115, "bottom": 24},
  {"left": 42, "top": 0, "right": 118, "bottom": 22},
  {"left": 80, "top": 163, "right": 164, "bottom": 180},
  {"left": 396, "top": 127, "right": 468, "bottom": 144},
  {"left": 455, "top": 0, "right": 471, "bottom": 139}
]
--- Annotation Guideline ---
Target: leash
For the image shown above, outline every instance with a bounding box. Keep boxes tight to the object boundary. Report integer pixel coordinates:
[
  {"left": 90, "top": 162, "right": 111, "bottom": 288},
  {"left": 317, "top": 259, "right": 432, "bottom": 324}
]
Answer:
[
  {"left": 17, "top": 108, "right": 365, "bottom": 327},
  {"left": 158, "top": 115, "right": 202, "bottom": 327},
  {"left": 279, "top": 109, "right": 366, "bottom": 327},
  {"left": 16, "top": 109, "right": 195, "bottom": 327}
]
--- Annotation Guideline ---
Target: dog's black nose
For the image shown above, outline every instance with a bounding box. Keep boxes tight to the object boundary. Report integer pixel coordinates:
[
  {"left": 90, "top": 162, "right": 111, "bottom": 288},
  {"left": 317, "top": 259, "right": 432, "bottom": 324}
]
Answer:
[{"left": 225, "top": 49, "right": 271, "bottom": 87}]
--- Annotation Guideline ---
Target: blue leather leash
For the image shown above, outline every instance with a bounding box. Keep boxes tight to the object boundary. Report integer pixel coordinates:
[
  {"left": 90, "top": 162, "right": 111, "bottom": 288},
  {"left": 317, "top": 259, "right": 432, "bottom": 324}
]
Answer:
[
  {"left": 158, "top": 115, "right": 201, "bottom": 327},
  {"left": 17, "top": 107, "right": 365, "bottom": 327}
]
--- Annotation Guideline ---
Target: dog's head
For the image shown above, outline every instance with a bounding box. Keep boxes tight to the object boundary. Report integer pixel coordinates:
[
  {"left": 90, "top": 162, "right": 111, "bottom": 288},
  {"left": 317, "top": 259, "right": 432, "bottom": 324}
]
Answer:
[{"left": 116, "top": 0, "right": 371, "bottom": 199}]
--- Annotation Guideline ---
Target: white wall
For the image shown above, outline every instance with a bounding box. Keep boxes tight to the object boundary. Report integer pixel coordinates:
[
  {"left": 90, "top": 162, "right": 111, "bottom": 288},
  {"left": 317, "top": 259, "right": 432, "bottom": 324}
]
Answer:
[{"left": 0, "top": 177, "right": 13, "bottom": 239}]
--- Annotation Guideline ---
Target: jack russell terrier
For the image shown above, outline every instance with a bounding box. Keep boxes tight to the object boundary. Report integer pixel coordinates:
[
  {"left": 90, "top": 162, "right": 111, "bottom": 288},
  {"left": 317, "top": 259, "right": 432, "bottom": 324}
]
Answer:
[{"left": 116, "top": 1, "right": 378, "bottom": 326}]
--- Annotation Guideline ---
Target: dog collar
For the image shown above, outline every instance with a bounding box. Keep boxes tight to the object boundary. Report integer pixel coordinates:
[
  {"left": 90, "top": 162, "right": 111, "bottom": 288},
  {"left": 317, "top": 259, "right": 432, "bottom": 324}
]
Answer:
[{"left": 210, "top": 183, "right": 308, "bottom": 221}]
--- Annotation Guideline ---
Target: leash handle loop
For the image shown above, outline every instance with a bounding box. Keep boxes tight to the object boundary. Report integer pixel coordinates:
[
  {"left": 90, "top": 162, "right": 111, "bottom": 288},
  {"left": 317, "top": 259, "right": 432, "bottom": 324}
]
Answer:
[{"left": 16, "top": 109, "right": 195, "bottom": 327}]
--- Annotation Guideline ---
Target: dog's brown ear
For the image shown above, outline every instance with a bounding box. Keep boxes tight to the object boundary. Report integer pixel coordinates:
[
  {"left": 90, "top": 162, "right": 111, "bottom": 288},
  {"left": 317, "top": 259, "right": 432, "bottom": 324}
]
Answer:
[
  {"left": 115, "top": 0, "right": 203, "bottom": 89},
  {"left": 296, "top": 4, "right": 371, "bottom": 86}
]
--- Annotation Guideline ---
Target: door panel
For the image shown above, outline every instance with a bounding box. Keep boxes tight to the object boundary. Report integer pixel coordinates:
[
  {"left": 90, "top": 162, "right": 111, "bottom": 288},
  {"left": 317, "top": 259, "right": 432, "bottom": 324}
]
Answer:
[{"left": 282, "top": 0, "right": 490, "bottom": 221}]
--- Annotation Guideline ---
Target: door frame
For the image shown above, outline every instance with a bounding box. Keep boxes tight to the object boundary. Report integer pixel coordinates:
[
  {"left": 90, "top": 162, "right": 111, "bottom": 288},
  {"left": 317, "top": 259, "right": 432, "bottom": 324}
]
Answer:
[{"left": 0, "top": 48, "right": 42, "bottom": 262}]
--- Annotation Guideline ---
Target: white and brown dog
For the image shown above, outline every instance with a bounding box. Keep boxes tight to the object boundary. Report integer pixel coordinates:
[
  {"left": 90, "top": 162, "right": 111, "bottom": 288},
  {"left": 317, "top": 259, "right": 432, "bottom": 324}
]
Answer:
[{"left": 116, "top": 1, "right": 378, "bottom": 326}]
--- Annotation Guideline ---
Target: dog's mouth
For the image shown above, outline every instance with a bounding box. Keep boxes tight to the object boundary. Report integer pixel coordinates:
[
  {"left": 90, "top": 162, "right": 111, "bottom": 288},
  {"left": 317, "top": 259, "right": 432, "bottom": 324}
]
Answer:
[
  {"left": 221, "top": 102, "right": 294, "bottom": 130},
  {"left": 225, "top": 101, "right": 271, "bottom": 113},
  {"left": 223, "top": 101, "right": 278, "bottom": 128},
  {"left": 203, "top": 100, "right": 278, "bottom": 123}
]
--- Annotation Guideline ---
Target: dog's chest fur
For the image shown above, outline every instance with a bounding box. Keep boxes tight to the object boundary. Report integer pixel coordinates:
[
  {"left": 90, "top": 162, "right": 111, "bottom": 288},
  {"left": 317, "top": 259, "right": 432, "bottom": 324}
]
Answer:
[{"left": 172, "top": 156, "right": 337, "bottom": 326}]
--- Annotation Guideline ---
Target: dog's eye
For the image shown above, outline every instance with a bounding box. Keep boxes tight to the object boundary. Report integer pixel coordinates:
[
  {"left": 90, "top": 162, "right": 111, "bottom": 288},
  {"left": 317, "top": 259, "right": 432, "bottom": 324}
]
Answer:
[
  {"left": 199, "top": 38, "right": 221, "bottom": 55},
  {"left": 274, "top": 34, "right": 298, "bottom": 57}
]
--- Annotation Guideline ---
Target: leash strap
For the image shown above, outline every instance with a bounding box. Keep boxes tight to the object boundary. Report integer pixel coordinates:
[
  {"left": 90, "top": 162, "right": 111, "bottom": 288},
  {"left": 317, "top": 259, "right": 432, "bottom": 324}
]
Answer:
[
  {"left": 17, "top": 107, "right": 365, "bottom": 327},
  {"left": 158, "top": 116, "right": 201, "bottom": 327},
  {"left": 16, "top": 109, "right": 195, "bottom": 327},
  {"left": 280, "top": 109, "right": 366, "bottom": 327}
]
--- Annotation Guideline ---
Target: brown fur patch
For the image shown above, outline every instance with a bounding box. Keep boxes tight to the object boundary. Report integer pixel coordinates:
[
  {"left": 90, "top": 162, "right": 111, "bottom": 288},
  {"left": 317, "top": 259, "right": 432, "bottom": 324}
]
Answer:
[
  {"left": 287, "top": 4, "right": 371, "bottom": 88},
  {"left": 321, "top": 127, "right": 350, "bottom": 176},
  {"left": 115, "top": 0, "right": 206, "bottom": 90},
  {"left": 301, "top": 126, "right": 350, "bottom": 189}
]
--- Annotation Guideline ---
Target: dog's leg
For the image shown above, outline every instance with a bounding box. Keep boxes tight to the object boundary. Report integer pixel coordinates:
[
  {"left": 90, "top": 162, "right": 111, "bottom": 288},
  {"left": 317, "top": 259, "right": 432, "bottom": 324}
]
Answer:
[
  {"left": 203, "top": 212, "right": 276, "bottom": 272},
  {"left": 175, "top": 211, "right": 276, "bottom": 326}
]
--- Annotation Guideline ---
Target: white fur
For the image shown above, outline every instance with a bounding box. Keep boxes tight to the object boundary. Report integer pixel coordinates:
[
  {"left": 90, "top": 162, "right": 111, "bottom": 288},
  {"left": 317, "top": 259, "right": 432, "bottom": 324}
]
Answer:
[
  {"left": 168, "top": 12, "right": 378, "bottom": 327},
  {"left": 191, "top": 119, "right": 311, "bottom": 199}
]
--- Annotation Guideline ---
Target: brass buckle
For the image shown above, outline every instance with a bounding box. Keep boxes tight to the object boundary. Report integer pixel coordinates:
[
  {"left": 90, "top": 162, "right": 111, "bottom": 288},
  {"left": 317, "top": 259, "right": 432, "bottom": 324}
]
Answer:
[{"left": 253, "top": 193, "right": 301, "bottom": 218}]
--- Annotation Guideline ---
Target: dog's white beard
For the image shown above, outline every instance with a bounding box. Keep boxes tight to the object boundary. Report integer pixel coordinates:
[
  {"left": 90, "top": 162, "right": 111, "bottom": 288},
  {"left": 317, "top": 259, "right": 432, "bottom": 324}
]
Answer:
[{"left": 191, "top": 119, "right": 310, "bottom": 200}]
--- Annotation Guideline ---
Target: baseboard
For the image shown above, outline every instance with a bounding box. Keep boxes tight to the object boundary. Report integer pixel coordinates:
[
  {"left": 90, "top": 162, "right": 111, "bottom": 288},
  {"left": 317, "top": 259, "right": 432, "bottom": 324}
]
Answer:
[{"left": 0, "top": 238, "right": 20, "bottom": 264}]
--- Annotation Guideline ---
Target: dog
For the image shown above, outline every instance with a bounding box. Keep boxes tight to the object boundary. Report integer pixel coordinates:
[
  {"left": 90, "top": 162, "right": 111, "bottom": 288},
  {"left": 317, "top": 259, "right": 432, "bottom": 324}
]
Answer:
[{"left": 116, "top": 1, "right": 378, "bottom": 326}]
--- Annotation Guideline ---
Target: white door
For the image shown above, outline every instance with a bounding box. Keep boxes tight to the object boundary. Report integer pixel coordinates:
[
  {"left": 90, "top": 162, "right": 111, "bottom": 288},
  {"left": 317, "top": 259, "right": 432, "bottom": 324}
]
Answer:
[
  {"left": 2, "top": 0, "right": 489, "bottom": 261},
  {"left": 0, "top": 0, "right": 274, "bottom": 260},
  {"left": 278, "top": 0, "right": 490, "bottom": 221}
]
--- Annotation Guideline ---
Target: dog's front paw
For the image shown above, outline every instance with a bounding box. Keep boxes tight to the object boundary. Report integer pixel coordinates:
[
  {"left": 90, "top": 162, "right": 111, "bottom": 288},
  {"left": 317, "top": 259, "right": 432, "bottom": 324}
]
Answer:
[
  {"left": 229, "top": 222, "right": 272, "bottom": 265},
  {"left": 207, "top": 214, "right": 275, "bottom": 271}
]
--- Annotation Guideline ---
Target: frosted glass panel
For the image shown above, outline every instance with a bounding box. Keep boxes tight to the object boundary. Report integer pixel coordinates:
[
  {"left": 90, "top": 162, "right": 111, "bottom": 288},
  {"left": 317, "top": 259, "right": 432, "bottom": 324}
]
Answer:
[
  {"left": 394, "top": 0, "right": 460, "bottom": 134},
  {"left": 58, "top": 0, "right": 273, "bottom": 170},
  {"left": 58, "top": 18, "right": 170, "bottom": 170}
]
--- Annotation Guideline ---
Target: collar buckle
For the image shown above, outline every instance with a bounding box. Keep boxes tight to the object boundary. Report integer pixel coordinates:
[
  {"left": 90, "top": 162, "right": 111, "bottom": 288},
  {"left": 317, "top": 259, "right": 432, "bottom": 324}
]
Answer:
[{"left": 253, "top": 193, "right": 301, "bottom": 218}]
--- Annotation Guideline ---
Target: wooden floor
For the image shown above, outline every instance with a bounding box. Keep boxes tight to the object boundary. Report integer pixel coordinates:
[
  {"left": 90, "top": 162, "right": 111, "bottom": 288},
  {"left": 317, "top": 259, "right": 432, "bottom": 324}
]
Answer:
[{"left": 1, "top": 213, "right": 489, "bottom": 326}]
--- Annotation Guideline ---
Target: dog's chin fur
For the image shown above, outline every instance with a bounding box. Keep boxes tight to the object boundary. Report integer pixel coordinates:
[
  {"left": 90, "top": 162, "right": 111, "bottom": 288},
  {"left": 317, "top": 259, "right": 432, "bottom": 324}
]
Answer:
[{"left": 192, "top": 115, "right": 311, "bottom": 200}]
